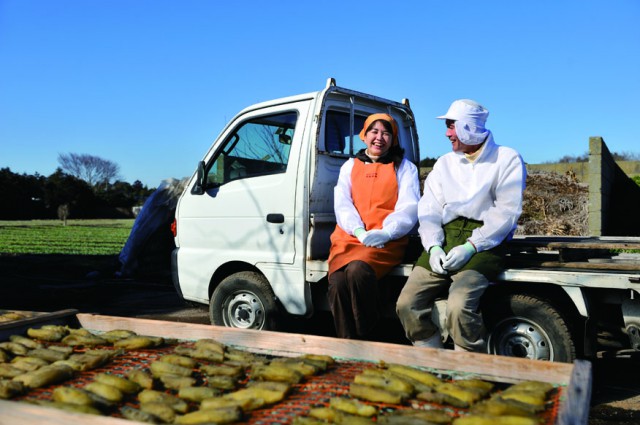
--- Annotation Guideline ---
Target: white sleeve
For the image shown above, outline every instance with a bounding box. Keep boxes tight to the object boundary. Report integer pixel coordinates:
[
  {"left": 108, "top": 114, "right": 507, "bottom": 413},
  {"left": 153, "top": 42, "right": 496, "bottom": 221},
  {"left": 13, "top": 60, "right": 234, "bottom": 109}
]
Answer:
[
  {"left": 382, "top": 159, "right": 420, "bottom": 239},
  {"left": 417, "top": 162, "right": 446, "bottom": 251},
  {"left": 470, "top": 152, "right": 527, "bottom": 251},
  {"left": 333, "top": 159, "right": 364, "bottom": 235}
]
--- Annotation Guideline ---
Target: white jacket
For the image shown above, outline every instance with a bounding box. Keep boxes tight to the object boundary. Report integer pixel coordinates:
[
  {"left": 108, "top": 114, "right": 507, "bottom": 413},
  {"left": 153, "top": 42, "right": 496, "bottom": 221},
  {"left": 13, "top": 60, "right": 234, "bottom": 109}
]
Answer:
[
  {"left": 419, "top": 135, "right": 526, "bottom": 252},
  {"left": 334, "top": 157, "right": 420, "bottom": 240}
]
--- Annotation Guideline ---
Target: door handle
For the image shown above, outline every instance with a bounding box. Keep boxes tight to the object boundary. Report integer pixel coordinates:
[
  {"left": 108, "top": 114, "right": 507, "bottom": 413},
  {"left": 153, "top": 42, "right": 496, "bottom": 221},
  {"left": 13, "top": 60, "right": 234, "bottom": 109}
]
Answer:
[{"left": 266, "top": 213, "right": 284, "bottom": 224}]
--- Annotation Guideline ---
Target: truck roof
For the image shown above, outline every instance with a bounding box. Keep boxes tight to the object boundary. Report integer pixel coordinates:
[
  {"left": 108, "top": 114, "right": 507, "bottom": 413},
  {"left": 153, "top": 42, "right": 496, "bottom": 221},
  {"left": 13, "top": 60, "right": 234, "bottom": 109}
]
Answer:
[{"left": 234, "top": 78, "right": 412, "bottom": 119}]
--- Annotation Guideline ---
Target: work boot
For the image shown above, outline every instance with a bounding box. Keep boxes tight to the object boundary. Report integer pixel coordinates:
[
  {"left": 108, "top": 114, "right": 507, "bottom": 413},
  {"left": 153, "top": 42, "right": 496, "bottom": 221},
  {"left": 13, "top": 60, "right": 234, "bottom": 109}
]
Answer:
[{"left": 413, "top": 331, "right": 443, "bottom": 349}]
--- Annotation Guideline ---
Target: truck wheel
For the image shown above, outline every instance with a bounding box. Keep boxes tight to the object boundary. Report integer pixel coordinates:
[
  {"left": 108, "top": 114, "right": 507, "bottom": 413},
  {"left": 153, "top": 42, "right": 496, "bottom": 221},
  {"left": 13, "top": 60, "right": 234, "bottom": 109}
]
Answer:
[
  {"left": 484, "top": 294, "right": 576, "bottom": 362},
  {"left": 210, "top": 271, "right": 279, "bottom": 330}
]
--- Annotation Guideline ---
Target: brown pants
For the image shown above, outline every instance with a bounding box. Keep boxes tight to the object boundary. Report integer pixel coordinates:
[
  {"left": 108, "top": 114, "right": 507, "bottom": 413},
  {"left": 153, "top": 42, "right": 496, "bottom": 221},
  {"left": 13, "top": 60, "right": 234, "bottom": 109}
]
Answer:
[{"left": 327, "top": 261, "right": 379, "bottom": 339}]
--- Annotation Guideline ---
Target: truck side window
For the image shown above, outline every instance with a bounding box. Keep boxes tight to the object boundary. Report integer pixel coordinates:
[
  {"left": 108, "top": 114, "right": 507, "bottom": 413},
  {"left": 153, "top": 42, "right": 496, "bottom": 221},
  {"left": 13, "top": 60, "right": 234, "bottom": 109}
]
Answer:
[
  {"left": 323, "top": 111, "right": 366, "bottom": 155},
  {"left": 205, "top": 112, "right": 297, "bottom": 187}
]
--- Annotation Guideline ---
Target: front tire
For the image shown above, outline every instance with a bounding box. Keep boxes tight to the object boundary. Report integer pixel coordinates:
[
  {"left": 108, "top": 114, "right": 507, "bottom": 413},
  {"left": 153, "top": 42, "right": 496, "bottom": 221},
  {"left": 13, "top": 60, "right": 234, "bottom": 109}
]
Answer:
[
  {"left": 210, "top": 271, "right": 279, "bottom": 330},
  {"left": 484, "top": 294, "right": 577, "bottom": 362}
]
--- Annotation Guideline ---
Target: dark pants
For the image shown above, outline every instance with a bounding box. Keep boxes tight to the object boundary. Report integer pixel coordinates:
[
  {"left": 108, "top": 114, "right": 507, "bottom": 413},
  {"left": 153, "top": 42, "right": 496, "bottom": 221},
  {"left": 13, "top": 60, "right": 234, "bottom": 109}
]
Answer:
[{"left": 327, "top": 260, "right": 379, "bottom": 339}]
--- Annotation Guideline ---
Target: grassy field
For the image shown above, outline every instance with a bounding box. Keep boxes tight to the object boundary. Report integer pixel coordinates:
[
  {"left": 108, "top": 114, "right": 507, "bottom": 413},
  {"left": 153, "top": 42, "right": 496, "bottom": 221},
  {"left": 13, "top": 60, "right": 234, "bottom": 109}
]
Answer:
[{"left": 0, "top": 219, "right": 134, "bottom": 255}]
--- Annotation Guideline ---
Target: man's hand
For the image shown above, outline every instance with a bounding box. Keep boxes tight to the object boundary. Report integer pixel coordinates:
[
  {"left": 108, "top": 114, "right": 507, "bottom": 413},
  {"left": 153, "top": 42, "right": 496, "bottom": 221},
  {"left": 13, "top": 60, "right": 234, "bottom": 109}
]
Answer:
[
  {"left": 361, "top": 229, "right": 391, "bottom": 248},
  {"left": 428, "top": 245, "right": 447, "bottom": 275},
  {"left": 443, "top": 241, "right": 476, "bottom": 271}
]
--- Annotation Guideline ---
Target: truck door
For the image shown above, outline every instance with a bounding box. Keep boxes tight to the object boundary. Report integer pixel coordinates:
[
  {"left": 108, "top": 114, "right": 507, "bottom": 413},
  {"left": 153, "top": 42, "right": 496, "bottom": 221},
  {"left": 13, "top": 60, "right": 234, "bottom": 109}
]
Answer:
[{"left": 177, "top": 102, "right": 307, "bottom": 305}]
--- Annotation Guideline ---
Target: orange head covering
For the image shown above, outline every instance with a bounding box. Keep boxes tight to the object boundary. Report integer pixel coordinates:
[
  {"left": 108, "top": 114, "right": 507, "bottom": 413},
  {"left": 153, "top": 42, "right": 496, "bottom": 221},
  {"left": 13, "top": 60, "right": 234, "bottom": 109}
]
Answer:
[{"left": 359, "top": 113, "right": 399, "bottom": 146}]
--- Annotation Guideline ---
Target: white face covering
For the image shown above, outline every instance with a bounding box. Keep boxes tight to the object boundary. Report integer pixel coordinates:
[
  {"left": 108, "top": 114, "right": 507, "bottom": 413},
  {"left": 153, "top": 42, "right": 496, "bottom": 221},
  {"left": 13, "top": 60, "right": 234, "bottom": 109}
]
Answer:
[
  {"left": 454, "top": 120, "right": 491, "bottom": 146},
  {"left": 438, "top": 99, "right": 491, "bottom": 145}
]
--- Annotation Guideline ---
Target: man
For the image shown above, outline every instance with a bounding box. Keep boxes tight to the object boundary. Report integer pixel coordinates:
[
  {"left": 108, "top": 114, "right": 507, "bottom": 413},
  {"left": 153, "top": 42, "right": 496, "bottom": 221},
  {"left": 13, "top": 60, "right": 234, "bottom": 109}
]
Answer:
[{"left": 396, "top": 99, "right": 526, "bottom": 351}]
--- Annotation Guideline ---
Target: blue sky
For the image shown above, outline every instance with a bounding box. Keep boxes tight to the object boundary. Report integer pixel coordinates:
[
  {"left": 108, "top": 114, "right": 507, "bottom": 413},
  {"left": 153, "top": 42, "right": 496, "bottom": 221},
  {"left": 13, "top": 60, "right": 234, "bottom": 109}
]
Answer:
[{"left": 1, "top": 1, "right": 638, "bottom": 188}]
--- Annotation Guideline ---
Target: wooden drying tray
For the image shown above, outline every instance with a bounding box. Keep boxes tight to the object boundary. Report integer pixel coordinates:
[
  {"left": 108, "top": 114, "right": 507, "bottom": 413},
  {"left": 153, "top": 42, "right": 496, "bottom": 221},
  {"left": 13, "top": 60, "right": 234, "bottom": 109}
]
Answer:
[
  {"left": 0, "top": 312, "right": 593, "bottom": 425},
  {"left": 0, "top": 309, "right": 79, "bottom": 332}
]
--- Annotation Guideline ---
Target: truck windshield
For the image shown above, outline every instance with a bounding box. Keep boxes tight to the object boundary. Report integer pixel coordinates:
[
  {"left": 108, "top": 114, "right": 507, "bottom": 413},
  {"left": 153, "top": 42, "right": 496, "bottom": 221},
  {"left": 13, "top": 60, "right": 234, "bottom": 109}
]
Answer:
[{"left": 205, "top": 112, "right": 297, "bottom": 188}]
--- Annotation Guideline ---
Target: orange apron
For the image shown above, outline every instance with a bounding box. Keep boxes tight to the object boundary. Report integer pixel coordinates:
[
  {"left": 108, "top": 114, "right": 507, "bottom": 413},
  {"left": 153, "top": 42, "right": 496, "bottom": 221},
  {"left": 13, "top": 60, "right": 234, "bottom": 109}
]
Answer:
[{"left": 328, "top": 160, "right": 408, "bottom": 279}]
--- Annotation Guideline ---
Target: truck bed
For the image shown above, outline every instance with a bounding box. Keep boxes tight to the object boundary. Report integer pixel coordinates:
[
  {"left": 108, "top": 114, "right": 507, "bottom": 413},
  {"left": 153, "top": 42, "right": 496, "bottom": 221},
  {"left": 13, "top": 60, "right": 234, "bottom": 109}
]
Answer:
[
  {"left": 504, "top": 235, "right": 640, "bottom": 272},
  {"left": 307, "top": 236, "right": 640, "bottom": 291}
]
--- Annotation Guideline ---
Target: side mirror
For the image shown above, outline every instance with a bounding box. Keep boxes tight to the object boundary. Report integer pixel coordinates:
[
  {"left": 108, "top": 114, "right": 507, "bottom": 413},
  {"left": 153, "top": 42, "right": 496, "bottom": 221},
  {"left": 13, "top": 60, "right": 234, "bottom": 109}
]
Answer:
[
  {"left": 276, "top": 127, "right": 292, "bottom": 145},
  {"left": 191, "top": 161, "right": 206, "bottom": 195}
]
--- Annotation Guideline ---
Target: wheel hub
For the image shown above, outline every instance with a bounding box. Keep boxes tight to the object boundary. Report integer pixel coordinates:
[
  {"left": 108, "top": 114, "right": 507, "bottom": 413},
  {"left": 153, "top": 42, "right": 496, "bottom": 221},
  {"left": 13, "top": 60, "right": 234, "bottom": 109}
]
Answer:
[
  {"left": 225, "top": 292, "right": 265, "bottom": 329},
  {"left": 487, "top": 317, "right": 553, "bottom": 361}
]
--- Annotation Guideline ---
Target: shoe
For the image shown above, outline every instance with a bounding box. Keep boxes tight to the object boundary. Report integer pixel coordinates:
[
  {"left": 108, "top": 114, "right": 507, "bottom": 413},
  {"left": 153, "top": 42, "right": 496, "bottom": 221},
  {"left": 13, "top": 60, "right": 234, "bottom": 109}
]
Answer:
[{"left": 413, "top": 331, "right": 443, "bottom": 349}]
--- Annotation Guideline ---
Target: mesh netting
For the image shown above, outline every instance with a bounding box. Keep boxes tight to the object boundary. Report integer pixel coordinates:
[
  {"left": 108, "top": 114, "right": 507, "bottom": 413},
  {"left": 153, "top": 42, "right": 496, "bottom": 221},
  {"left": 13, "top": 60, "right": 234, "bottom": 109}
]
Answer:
[{"left": 11, "top": 339, "right": 563, "bottom": 424}]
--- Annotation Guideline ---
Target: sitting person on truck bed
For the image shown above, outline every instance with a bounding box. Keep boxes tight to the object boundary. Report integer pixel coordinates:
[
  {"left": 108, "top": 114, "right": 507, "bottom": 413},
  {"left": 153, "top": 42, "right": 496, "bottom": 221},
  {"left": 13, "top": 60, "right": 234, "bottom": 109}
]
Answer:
[
  {"left": 396, "top": 99, "right": 526, "bottom": 352},
  {"left": 327, "top": 113, "right": 420, "bottom": 340}
]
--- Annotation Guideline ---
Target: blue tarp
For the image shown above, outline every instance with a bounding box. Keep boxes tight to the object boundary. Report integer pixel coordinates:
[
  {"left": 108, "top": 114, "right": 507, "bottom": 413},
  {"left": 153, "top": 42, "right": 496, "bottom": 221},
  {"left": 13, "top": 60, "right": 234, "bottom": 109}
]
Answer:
[{"left": 117, "top": 177, "right": 187, "bottom": 277}]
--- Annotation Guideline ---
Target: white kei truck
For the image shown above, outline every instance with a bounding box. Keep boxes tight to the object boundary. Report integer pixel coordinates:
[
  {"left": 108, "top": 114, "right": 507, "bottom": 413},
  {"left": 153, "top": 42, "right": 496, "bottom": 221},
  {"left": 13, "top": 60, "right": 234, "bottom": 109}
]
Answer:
[{"left": 171, "top": 78, "right": 640, "bottom": 363}]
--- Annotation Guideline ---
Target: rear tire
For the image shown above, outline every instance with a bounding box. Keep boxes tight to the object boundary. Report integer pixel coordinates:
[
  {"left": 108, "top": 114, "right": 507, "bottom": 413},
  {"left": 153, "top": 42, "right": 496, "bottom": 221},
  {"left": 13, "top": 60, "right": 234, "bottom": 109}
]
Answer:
[
  {"left": 210, "top": 271, "right": 279, "bottom": 330},
  {"left": 484, "top": 294, "right": 576, "bottom": 362}
]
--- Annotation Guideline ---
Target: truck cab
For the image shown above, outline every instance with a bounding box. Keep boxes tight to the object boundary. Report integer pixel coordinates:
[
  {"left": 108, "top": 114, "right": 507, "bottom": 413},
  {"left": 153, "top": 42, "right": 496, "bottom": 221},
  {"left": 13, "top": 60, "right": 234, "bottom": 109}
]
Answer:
[{"left": 172, "top": 78, "right": 419, "bottom": 330}]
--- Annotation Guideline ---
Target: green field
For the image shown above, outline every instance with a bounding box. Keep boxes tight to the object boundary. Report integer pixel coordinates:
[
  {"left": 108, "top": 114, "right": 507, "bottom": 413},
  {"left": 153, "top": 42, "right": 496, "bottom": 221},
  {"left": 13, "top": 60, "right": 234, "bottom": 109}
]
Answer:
[{"left": 0, "top": 219, "right": 134, "bottom": 255}]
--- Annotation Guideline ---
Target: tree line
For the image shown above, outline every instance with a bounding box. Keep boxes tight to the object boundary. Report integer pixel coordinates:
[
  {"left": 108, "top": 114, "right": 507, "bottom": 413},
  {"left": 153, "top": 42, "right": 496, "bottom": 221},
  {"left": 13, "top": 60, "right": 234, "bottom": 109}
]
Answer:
[
  {"left": 2, "top": 154, "right": 439, "bottom": 222},
  {"left": 4, "top": 151, "right": 637, "bottom": 221},
  {"left": 1, "top": 153, "right": 155, "bottom": 221}
]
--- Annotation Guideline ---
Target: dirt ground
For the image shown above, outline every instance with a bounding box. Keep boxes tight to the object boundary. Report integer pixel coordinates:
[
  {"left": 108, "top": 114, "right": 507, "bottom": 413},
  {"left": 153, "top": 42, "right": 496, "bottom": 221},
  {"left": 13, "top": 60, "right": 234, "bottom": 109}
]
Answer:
[{"left": 1, "top": 254, "right": 640, "bottom": 424}]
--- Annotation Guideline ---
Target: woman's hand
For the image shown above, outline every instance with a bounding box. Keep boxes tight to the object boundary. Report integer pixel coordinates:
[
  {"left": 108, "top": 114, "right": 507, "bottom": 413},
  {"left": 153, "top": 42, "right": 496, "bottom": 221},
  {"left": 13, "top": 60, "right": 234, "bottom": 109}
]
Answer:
[
  {"left": 354, "top": 227, "right": 367, "bottom": 243},
  {"left": 361, "top": 229, "right": 391, "bottom": 248}
]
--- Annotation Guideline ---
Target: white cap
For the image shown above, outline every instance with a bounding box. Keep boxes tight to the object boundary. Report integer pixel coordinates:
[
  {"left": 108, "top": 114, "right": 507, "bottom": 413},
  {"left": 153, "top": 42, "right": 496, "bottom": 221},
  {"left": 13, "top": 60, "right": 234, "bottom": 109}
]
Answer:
[
  {"left": 437, "top": 99, "right": 490, "bottom": 146},
  {"left": 437, "top": 99, "right": 489, "bottom": 126}
]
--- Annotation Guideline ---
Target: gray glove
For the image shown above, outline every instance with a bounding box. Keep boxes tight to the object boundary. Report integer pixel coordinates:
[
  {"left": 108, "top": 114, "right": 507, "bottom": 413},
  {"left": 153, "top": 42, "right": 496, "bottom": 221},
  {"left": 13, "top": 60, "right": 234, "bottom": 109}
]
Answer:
[
  {"left": 443, "top": 241, "right": 476, "bottom": 271},
  {"left": 354, "top": 227, "right": 367, "bottom": 244},
  {"left": 361, "top": 229, "right": 392, "bottom": 248},
  {"left": 428, "top": 245, "right": 447, "bottom": 275}
]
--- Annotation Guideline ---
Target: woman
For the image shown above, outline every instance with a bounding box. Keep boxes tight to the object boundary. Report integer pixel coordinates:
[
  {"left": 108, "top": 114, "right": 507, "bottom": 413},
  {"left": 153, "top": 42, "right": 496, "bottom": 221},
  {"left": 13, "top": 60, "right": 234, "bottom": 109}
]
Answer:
[{"left": 327, "top": 113, "right": 420, "bottom": 339}]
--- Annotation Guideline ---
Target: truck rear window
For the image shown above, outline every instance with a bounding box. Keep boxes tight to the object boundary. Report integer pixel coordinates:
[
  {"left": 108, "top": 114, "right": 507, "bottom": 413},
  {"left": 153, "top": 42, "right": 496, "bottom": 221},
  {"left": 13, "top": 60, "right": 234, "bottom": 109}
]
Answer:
[{"left": 324, "top": 110, "right": 366, "bottom": 155}]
